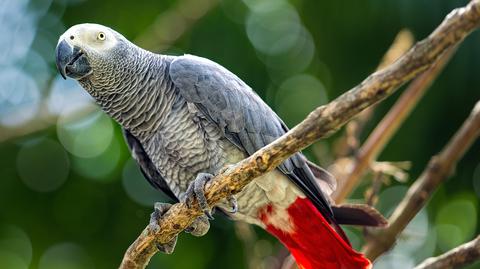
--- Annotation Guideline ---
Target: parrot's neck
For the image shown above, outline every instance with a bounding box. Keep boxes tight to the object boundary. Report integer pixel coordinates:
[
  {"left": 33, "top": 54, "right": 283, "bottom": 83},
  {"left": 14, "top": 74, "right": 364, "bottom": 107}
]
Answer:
[{"left": 79, "top": 52, "right": 177, "bottom": 138}]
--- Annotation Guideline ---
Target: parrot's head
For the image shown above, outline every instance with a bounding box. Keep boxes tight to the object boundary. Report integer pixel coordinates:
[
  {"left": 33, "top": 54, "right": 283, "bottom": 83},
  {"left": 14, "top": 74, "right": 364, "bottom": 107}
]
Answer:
[{"left": 55, "top": 23, "right": 128, "bottom": 80}]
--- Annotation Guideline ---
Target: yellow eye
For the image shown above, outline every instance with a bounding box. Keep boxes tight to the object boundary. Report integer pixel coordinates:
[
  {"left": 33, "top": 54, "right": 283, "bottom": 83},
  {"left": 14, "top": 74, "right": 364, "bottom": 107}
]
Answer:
[{"left": 97, "top": 32, "right": 106, "bottom": 41}]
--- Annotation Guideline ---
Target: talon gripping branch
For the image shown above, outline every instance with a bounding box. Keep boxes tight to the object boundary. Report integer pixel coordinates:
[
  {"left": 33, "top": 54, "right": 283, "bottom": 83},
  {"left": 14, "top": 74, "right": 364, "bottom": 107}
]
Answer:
[{"left": 56, "top": 24, "right": 386, "bottom": 269}]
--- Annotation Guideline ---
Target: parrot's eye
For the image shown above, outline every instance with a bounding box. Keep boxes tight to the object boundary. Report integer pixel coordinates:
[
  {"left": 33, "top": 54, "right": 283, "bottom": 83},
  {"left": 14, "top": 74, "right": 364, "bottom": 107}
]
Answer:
[{"left": 97, "top": 32, "right": 106, "bottom": 41}]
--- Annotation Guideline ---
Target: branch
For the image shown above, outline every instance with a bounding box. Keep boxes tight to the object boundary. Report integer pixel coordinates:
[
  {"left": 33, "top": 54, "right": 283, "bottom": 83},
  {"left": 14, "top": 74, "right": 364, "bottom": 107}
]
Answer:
[
  {"left": 362, "top": 100, "right": 480, "bottom": 260},
  {"left": 120, "top": 2, "right": 480, "bottom": 268},
  {"left": 332, "top": 42, "right": 457, "bottom": 203},
  {"left": 414, "top": 236, "right": 480, "bottom": 269},
  {"left": 334, "top": 29, "right": 414, "bottom": 157}
]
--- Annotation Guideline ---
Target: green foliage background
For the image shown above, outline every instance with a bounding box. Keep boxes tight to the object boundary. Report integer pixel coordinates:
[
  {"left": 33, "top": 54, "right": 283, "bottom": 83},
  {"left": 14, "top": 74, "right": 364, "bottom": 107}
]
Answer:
[{"left": 0, "top": 0, "right": 479, "bottom": 268}]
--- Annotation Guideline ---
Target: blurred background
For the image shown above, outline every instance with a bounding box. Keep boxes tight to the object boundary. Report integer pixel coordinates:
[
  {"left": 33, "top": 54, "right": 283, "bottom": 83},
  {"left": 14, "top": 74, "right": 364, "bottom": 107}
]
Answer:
[{"left": 0, "top": 0, "right": 479, "bottom": 268}]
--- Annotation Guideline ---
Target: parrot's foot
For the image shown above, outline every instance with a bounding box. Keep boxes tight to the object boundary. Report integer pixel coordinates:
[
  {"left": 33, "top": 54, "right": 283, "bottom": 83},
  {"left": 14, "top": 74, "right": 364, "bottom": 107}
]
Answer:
[
  {"left": 182, "top": 172, "right": 215, "bottom": 219},
  {"left": 182, "top": 171, "right": 239, "bottom": 218},
  {"left": 184, "top": 215, "right": 210, "bottom": 237},
  {"left": 227, "top": 195, "right": 238, "bottom": 214},
  {"left": 149, "top": 202, "right": 177, "bottom": 254},
  {"left": 149, "top": 202, "right": 210, "bottom": 254}
]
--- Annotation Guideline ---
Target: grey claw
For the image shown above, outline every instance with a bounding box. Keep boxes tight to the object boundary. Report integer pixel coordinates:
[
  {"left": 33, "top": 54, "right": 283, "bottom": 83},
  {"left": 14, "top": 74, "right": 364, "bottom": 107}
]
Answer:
[
  {"left": 194, "top": 173, "right": 212, "bottom": 214},
  {"left": 204, "top": 209, "right": 214, "bottom": 220},
  {"left": 149, "top": 202, "right": 177, "bottom": 254},
  {"left": 149, "top": 213, "right": 160, "bottom": 233},
  {"left": 149, "top": 202, "right": 172, "bottom": 233},
  {"left": 228, "top": 196, "right": 238, "bottom": 214},
  {"left": 182, "top": 172, "right": 214, "bottom": 219},
  {"left": 185, "top": 215, "right": 210, "bottom": 237},
  {"left": 155, "top": 237, "right": 177, "bottom": 254}
]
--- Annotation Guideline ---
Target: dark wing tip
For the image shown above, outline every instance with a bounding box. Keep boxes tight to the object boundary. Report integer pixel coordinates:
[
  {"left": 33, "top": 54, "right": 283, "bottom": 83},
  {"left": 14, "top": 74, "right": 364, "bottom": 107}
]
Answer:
[
  {"left": 332, "top": 204, "right": 388, "bottom": 227},
  {"left": 306, "top": 160, "right": 337, "bottom": 195}
]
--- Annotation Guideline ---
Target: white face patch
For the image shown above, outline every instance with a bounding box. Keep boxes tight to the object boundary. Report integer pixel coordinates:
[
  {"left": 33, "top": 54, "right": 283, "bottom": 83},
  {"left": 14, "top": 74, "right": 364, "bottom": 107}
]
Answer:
[{"left": 58, "top": 23, "right": 119, "bottom": 54}]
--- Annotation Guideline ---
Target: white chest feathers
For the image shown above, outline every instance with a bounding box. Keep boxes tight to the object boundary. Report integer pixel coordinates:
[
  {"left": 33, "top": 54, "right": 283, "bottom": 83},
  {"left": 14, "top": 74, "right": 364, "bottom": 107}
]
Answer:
[{"left": 219, "top": 168, "right": 305, "bottom": 232}]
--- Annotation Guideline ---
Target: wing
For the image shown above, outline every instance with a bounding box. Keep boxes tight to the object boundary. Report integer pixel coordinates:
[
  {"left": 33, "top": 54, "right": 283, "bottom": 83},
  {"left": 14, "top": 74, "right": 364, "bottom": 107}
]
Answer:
[
  {"left": 169, "top": 55, "right": 335, "bottom": 220},
  {"left": 122, "top": 128, "right": 178, "bottom": 202}
]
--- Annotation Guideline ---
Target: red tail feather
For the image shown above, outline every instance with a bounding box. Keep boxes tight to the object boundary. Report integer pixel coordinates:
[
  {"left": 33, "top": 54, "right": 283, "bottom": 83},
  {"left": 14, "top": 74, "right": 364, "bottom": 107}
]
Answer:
[{"left": 259, "top": 198, "right": 371, "bottom": 269}]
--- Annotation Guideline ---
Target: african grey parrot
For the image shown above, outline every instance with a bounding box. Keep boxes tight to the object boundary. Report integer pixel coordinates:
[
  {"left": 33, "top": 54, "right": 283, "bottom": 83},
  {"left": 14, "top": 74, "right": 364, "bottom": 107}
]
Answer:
[{"left": 55, "top": 24, "right": 385, "bottom": 269}]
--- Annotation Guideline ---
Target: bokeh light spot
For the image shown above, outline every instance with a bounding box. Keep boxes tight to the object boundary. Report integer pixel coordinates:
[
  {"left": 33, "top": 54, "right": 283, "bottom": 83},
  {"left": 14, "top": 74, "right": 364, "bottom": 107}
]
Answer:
[
  {"left": 48, "top": 76, "right": 93, "bottom": 115},
  {"left": 374, "top": 253, "right": 415, "bottom": 269},
  {"left": 17, "top": 138, "right": 70, "bottom": 192},
  {"left": 435, "top": 196, "right": 477, "bottom": 251},
  {"left": 0, "top": 225, "right": 32, "bottom": 268},
  {"left": 436, "top": 224, "right": 463, "bottom": 252},
  {"left": 21, "top": 50, "right": 51, "bottom": 92},
  {"left": 246, "top": 1, "right": 301, "bottom": 55},
  {"left": 376, "top": 185, "right": 408, "bottom": 215},
  {"left": 38, "top": 243, "right": 93, "bottom": 269},
  {"left": 0, "top": 67, "right": 40, "bottom": 127},
  {"left": 262, "top": 26, "right": 315, "bottom": 77},
  {"left": 0, "top": 0, "right": 36, "bottom": 65},
  {"left": 396, "top": 209, "right": 429, "bottom": 252},
  {"left": 0, "top": 251, "right": 28, "bottom": 269},
  {"left": 390, "top": 208, "right": 435, "bottom": 264},
  {"left": 275, "top": 74, "right": 327, "bottom": 126},
  {"left": 72, "top": 135, "right": 122, "bottom": 182},
  {"left": 57, "top": 110, "right": 114, "bottom": 158}
]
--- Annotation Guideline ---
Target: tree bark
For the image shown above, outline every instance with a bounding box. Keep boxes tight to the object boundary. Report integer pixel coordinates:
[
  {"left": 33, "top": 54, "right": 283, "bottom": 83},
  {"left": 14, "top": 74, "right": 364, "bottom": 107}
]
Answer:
[{"left": 414, "top": 236, "right": 480, "bottom": 269}]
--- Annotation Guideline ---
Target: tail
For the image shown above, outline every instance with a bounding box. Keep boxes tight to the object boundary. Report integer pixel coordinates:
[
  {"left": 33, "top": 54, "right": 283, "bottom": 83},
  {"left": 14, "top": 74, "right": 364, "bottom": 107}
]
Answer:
[{"left": 259, "top": 198, "right": 374, "bottom": 269}]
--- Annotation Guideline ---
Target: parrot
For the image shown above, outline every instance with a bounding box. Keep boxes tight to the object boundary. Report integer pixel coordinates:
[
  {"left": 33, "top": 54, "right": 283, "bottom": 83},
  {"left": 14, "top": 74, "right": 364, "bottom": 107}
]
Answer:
[{"left": 55, "top": 23, "right": 387, "bottom": 269}]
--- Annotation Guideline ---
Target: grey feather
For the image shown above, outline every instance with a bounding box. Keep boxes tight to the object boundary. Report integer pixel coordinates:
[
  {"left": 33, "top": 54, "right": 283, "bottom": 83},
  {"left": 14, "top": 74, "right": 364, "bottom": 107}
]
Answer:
[
  {"left": 169, "top": 55, "right": 334, "bottom": 220},
  {"left": 123, "top": 128, "right": 178, "bottom": 202}
]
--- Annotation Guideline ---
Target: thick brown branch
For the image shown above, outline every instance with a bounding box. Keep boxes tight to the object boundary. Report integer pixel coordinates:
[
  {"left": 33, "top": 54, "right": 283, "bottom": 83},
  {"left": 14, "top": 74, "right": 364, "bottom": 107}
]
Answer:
[
  {"left": 362, "top": 100, "right": 480, "bottom": 260},
  {"left": 414, "top": 236, "right": 480, "bottom": 269},
  {"left": 120, "top": 2, "right": 480, "bottom": 268}
]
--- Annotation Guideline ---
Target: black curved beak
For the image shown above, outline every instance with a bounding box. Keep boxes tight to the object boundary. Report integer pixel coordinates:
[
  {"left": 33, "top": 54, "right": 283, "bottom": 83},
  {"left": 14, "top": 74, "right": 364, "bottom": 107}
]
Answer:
[{"left": 55, "top": 40, "right": 91, "bottom": 80}]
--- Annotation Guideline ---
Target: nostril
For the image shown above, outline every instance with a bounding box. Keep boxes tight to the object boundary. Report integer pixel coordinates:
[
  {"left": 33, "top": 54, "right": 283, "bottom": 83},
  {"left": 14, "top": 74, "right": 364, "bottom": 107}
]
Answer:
[{"left": 70, "top": 35, "right": 74, "bottom": 40}]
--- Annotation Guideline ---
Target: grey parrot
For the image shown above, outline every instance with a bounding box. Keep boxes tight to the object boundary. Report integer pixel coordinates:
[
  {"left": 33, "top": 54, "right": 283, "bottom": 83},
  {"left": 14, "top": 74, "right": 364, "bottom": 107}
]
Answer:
[{"left": 55, "top": 24, "right": 385, "bottom": 269}]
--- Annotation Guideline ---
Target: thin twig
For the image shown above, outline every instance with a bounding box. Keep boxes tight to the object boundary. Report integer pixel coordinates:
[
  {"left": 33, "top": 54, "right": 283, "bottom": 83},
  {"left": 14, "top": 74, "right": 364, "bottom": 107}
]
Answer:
[
  {"left": 334, "top": 29, "right": 414, "bottom": 157},
  {"left": 362, "top": 100, "right": 480, "bottom": 260},
  {"left": 364, "top": 171, "right": 385, "bottom": 207},
  {"left": 414, "top": 235, "right": 480, "bottom": 269},
  {"left": 332, "top": 44, "right": 458, "bottom": 203},
  {"left": 119, "top": 2, "right": 480, "bottom": 268}
]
